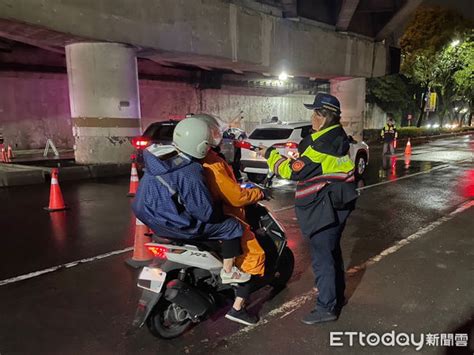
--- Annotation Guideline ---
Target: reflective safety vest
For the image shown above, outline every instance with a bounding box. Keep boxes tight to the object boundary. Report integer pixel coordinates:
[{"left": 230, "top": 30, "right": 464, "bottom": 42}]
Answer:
[
  {"left": 381, "top": 123, "right": 398, "bottom": 142},
  {"left": 265, "top": 124, "right": 358, "bottom": 236},
  {"left": 266, "top": 124, "right": 355, "bottom": 196}
]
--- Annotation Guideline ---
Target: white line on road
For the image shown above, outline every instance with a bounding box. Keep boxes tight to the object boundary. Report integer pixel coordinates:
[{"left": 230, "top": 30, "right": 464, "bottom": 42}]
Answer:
[
  {"left": 272, "top": 163, "right": 451, "bottom": 212},
  {"left": 0, "top": 247, "right": 133, "bottom": 287},
  {"left": 231, "top": 291, "right": 314, "bottom": 335},
  {"left": 357, "top": 163, "right": 449, "bottom": 191},
  {"left": 346, "top": 199, "right": 474, "bottom": 275}
]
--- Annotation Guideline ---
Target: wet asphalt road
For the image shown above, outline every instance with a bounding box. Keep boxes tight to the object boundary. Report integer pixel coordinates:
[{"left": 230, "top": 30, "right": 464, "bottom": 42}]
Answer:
[{"left": 0, "top": 135, "right": 473, "bottom": 354}]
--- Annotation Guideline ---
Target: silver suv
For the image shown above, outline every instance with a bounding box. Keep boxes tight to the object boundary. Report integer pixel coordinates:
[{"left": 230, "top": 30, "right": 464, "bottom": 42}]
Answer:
[{"left": 240, "top": 122, "right": 369, "bottom": 183}]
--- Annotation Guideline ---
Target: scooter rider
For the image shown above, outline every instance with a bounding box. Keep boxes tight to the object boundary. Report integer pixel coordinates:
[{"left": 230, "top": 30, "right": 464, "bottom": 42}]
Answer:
[
  {"left": 259, "top": 93, "right": 358, "bottom": 324},
  {"left": 193, "top": 113, "right": 266, "bottom": 325},
  {"left": 132, "top": 117, "right": 250, "bottom": 284}
]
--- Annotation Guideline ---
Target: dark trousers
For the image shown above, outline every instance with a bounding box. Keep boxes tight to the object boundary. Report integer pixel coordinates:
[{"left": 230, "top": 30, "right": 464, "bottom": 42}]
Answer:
[{"left": 309, "top": 209, "right": 351, "bottom": 312}]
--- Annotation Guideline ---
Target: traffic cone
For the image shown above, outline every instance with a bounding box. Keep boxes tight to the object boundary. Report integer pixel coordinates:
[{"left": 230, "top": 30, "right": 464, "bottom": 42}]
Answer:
[
  {"left": 125, "top": 218, "right": 154, "bottom": 268},
  {"left": 44, "top": 168, "right": 68, "bottom": 212},
  {"left": 404, "top": 138, "right": 412, "bottom": 156},
  {"left": 7, "top": 145, "right": 14, "bottom": 161},
  {"left": 1, "top": 146, "right": 7, "bottom": 163},
  {"left": 127, "top": 162, "right": 140, "bottom": 197}
]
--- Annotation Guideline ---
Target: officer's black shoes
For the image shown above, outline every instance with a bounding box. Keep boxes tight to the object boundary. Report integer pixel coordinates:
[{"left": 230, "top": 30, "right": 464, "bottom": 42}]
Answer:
[{"left": 301, "top": 309, "right": 338, "bottom": 325}]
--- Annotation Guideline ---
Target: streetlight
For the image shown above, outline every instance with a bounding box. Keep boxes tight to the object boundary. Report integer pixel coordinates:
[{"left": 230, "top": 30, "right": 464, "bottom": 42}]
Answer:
[{"left": 451, "top": 39, "right": 460, "bottom": 47}]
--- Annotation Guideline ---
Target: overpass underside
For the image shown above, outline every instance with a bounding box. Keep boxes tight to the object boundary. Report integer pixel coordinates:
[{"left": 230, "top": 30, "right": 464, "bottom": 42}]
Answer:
[{"left": 0, "top": 0, "right": 392, "bottom": 163}]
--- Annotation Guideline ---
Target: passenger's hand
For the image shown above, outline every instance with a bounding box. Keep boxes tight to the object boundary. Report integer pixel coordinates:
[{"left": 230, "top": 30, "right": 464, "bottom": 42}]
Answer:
[{"left": 260, "top": 187, "right": 273, "bottom": 201}]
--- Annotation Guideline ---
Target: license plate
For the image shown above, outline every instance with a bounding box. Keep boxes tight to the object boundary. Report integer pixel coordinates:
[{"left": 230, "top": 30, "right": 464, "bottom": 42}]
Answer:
[{"left": 137, "top": 267, "right": 167, "bottom": 293}]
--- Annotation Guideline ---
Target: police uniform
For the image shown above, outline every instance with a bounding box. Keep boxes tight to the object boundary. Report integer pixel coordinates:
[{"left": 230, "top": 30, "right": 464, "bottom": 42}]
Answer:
[
  {"left": 264, "top": 93, "right": 358, "bottom": 320},
  {"left": 381, "top": 121, "right": 398, "bottom": 155}
]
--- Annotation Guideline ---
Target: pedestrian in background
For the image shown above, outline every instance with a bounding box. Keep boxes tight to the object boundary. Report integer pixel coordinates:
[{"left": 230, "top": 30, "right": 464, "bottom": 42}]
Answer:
[
  {"left": 381, "top": 114, "right": 398, "bottom": 155},
  {"left": 259, "top": 93, "right": 358, "bottom": 324}
]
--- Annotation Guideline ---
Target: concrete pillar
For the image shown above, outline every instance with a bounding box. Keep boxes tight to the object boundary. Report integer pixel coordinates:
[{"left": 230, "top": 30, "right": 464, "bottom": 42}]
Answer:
[
  {"left": 66, "top": 42, "right": 141, "bottom": 164},
  {"left": 330, "top": 77, "right": 366, "bottom": 141}
]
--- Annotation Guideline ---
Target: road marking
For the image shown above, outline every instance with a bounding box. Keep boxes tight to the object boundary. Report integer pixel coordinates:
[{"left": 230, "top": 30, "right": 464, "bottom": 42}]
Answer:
[
  {"left": 273, "top": 205, "right": 294, "bottom": 212},
  {"left": 229, "top": 291, "right": 314, "bottom": 336},
  {"left": 220, "top": 199, "right": 474, "bottom": 342},
  {"left": 0, "top": 247, "right": 133, "bottom": 287},
  {"left": 346, "top": 199, "right": 474, "bottom": 275},
  {"left": 272, "top": 163, "right": 451, "bottom": 212},
  {"left": 357, "top": 163, "right": 449, "bottom": 191}
]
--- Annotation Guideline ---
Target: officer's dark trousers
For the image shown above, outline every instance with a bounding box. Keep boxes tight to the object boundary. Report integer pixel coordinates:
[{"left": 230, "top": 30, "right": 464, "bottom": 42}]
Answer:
[{"left": 309, "top": 209, "right": 351, "bottom": 313}]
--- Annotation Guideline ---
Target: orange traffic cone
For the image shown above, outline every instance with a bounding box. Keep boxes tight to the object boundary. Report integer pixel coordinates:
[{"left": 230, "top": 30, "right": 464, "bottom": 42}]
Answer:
[
  {"left": 127, "top": 162, "right": 140, "bottom": 197},
  {"left": 44, "top": 168, "right": 68, "bottom": 212},
  {"left": 125, "top": 218, "right": 154, "bottom": 268},
  {"left": 7, "top": 145, "right": 14, "bottom": 161},
  {"left": 404, "top": 138, "right": 412, "bottom": 156},
  {"left": 0, "top": 146, "right": 6, "bottom": 163}
]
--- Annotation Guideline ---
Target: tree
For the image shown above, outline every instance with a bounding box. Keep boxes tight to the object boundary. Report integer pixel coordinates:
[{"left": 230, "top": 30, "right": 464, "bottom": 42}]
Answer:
[
  {"left": 366, "top": 74, "right": 419, "bottom": 124},
  {"left": 400, "top": 6, "right": 472, "bottom": 127},
  {"left": 452, "top": 31, "right": 474, "bottom": 125}
]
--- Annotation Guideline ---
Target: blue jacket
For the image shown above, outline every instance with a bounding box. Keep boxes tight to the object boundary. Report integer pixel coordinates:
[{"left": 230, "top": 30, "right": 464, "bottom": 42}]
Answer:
[{"left": 132, "top": 145, "right": 215, "bottom": 239}]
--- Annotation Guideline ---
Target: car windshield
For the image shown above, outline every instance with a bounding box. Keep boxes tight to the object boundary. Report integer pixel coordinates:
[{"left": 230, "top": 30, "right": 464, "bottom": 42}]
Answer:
[
  {"left": 143, "top": 122, "right": 177, "bottom": 141},
  {"left": 249, "top": 128, "right": 293, "bottom": 140}
]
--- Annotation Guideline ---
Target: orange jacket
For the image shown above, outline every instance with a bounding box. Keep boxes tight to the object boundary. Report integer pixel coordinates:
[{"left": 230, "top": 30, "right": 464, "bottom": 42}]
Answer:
[{"left": 203, "top": 150, "right": 265, "bottom": 276}]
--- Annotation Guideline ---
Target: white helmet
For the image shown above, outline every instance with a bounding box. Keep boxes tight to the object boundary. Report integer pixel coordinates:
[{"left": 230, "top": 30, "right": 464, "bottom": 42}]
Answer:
[
  {"left": 173, "top": 117, "right": 212, "bottom": 159},
  {"left": 191, "top": 113, "right": 224, "bottom": 147}
]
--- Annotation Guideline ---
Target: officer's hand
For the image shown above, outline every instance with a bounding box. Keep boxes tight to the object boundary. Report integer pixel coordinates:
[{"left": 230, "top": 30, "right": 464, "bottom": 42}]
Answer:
[{"left": 257, "top": 144, "right": 269, "bottom": 157}]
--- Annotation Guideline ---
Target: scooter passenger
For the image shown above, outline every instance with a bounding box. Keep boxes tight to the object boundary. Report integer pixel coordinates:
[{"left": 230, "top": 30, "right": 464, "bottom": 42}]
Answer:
[
  {"left": 193, "top": 113, "right": 266, "bottom": 325},
  {"left": 132, "top": 117, "right": 250, "bottom": 284}
]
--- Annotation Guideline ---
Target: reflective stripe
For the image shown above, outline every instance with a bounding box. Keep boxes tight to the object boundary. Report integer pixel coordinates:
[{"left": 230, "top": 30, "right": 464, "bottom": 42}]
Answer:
[
  {"left": 295, "top": 170, "right": 355, "bottom": 199},
  {"left": 295, "top": 182, "right": 327, "bottom": 198},
  {"left": 273, "top": 158, "right": 286, "bottom": 175},
  {"left": 299, "top": 171, "right": 354, "bottom": 185}
]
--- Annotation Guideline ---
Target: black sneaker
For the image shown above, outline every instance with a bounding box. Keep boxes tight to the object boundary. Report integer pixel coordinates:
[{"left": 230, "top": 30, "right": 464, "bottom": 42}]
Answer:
[
  {"left": 225, "top": 307, "right": 258, "bottom": 326},
  {"left": 301, "top": 309, "right": 337, "bottom": 325}
]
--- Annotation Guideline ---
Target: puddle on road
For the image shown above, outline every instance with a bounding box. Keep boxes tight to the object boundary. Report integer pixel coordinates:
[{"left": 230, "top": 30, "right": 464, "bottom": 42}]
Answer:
[{"left": 358, "top": 155, "right": 444, "bottom": 187}]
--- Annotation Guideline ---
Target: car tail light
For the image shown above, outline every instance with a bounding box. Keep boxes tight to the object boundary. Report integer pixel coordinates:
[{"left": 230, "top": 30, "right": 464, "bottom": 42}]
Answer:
[
  {"left": 238, "top": 141, "right": 254, "bottom": 150},
  {"left": 272, "top": 142, "right": 298, "bottom": 149},
  {"left": 147, "top": 245, "right": 168, "bottom": 258},
  {"left": 131, "top": 137, "right": 151, "bottom": 149}
]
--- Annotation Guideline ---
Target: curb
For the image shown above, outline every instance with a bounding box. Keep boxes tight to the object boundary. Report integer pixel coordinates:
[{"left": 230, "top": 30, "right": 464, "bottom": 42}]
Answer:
[{"left": 0, "top": 163, "right": 131, "bottom": 187}]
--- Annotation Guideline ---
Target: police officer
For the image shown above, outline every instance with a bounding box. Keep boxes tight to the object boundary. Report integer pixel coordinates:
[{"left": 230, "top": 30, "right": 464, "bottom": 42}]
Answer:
[
  {"left": 259, "top": 93, "right": 358, "bottom": 324},
  {"left": 381, "top": 114, "right": 398, "bottom": 155}
]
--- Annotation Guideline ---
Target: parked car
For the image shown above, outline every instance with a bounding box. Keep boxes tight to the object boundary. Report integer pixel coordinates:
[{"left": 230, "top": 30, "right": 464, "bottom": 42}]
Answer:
[
  {"left": 240, "top": 122, "right": 369, "bottom": 183},
  {"left": 131, "top": 120, "right": 179, "bottom": 164},
  {"left": 223, "top": 127, "right": 247, "bottom": 141},
  {"left": 131, "top": 119, "right": 235, "bottom": 164}
]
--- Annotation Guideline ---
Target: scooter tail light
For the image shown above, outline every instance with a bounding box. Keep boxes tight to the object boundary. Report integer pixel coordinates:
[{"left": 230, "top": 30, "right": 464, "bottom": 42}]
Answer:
[
  {"left": 285, "top": 142, "right": 298, "bottom": 149},
  {"left": 146, "top": 245, "right": 168, "bottom": 258}
]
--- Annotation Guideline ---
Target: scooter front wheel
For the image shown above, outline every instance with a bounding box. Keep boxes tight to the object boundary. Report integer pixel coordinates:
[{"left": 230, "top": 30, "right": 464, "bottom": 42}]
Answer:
[{"left": 147, "top": 299, "right": 192, "bottom": 339}]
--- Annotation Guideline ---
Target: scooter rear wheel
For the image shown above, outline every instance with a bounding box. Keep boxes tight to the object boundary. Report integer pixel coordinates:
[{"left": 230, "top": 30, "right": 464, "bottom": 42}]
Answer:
[
  {"left": 147, "top": 299, "right": 192, "bottom": 339},
  {"left": 270, "top": 246, "right": 294, "bottom": 289}
]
